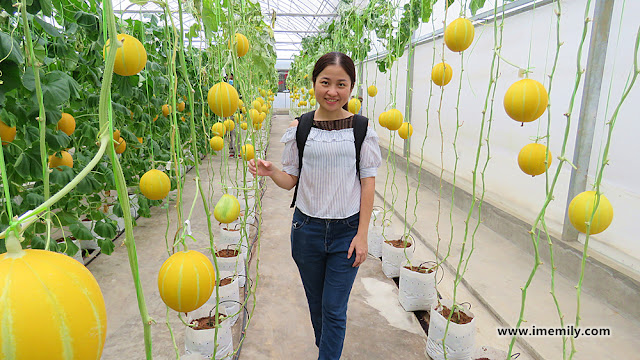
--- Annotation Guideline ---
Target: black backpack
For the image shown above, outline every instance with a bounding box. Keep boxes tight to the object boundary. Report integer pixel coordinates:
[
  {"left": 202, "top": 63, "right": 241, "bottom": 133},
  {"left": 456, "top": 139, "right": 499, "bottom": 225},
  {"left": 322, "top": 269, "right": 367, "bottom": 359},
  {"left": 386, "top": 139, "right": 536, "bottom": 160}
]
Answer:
[{"left": 290, "top": 110, "right": 369, "bottom": 208}]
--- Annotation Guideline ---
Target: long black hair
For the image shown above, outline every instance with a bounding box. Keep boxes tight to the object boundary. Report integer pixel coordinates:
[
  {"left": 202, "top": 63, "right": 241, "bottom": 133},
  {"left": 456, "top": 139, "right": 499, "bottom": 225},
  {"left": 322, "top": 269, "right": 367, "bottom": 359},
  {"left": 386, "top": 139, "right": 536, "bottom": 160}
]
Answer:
[{"left": 312, "top": 52, "right": 356, "bottom": 111}]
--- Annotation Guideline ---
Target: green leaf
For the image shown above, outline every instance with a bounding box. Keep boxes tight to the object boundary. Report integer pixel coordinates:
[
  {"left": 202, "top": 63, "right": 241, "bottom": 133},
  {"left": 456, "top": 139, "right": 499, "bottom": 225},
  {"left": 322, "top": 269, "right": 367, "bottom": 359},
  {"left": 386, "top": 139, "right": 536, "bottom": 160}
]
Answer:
[
  {"left": 70, "top": 222, "right": 94, "bottom": 240},
  {"left": 30, "top": 235, "right": 46, "bottom": 249},
  {"left": 52, "top": 211, "right": 77, "bottom": 226},
  {"left": 45, "top": 128, "right": 71, "bottom": 151},
  {"left": 14, "top": 151, "right": 43, "bottom": 180},
  {"left": 94, "top": 220, "right": 117, "bottom": 239},
  {"left": 469, "top": 0, "right": 487, "bottom": 15},
  {"left": 25, "top": 192, "right": 45, "bottom": 208},
  {"left": 34, "top": 16, "right": 62, "bottom": 37},
  {"left": 137, "top": 196, "right": 151, "bottom": 217},
  {"left": 97, "top": 237, "right": 115, "bottom": 255},
  {"left": 0, "top": 31, "right": 24, "bottom": 65},
  {"left": 60, "top": 237, "right": 80, "bottom": 256},
  {"left": 76, "top": 174, "right": 102, "bottom": 194},
  {"left": 50, "top": 165, "right": 75, "bottom": 186},
  {"left": 421, "top": 0, "right": 434, "bottom": 22}
]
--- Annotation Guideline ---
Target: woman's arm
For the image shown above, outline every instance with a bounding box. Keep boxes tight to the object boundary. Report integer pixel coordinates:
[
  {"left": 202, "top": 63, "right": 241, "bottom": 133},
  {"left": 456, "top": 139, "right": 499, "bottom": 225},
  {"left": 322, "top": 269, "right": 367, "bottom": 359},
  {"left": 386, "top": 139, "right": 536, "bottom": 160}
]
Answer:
[
  {"left": 248, "top": 158, "right": 298, "bottom": 190},
  {"left": 348, "top": 176, "right": 376, "bottom": 267}
]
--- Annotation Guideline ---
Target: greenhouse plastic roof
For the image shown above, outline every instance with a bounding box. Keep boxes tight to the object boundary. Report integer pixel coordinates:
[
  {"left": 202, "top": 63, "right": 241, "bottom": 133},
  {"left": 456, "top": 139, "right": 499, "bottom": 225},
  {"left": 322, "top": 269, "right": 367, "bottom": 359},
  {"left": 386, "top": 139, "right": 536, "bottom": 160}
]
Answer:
[{"left": 112, "top": 0, "right": 344, "bottom": 60}]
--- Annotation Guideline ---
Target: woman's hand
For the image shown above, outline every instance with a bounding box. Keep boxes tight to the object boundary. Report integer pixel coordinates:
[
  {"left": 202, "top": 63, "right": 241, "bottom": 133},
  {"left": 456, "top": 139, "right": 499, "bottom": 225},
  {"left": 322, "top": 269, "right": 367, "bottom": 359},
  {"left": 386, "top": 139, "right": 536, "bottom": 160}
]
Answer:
[
  {"left": 248, "top": 159, "right": 274, "bottom": 177},
  {"left": 348, "top": 232, "right": 368, "bottom": 267}
]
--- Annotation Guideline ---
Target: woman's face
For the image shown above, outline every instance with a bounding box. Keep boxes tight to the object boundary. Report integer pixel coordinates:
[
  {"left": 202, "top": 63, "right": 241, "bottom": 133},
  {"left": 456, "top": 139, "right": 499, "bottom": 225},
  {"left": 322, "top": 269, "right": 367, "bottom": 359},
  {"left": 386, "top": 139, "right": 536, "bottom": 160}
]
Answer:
[{"left": 313, "top": 64, "right": 352, "bottom": 113}]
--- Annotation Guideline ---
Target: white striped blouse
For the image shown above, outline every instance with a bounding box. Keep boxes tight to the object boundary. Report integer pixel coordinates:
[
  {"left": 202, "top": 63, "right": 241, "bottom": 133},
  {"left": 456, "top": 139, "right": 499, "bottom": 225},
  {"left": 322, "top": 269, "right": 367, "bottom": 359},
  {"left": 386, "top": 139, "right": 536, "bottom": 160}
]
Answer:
[{"left": 281, "top": 124, "right": 382, "bottom": 219}]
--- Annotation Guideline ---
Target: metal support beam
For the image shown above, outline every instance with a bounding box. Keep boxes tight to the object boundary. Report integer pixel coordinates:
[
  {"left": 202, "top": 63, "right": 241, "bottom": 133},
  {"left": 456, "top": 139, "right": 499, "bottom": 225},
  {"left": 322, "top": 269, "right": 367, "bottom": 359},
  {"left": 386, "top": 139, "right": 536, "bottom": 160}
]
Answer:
[
  {"left": 267, "top": 13, "right": 337, "bottom": 17},
  {"left": 273, "top": 30, "right": 321, "bottom": 33},
  {"left": 403, "top": 33, "right": 417, "bottom": 158},
  {"left": 562, "top": 0, "right": 614, "bottom": 242}
]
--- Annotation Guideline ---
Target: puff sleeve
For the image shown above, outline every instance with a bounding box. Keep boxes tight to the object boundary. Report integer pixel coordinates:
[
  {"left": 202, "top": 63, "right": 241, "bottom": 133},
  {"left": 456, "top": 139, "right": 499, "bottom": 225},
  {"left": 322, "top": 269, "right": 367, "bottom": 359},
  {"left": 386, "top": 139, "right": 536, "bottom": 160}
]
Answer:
[
  {"left": 280, "top": 126, "right": 300, "bottom": 176},
  {"left": 359, "top": 127, "right": 382, "bottom": 178}
]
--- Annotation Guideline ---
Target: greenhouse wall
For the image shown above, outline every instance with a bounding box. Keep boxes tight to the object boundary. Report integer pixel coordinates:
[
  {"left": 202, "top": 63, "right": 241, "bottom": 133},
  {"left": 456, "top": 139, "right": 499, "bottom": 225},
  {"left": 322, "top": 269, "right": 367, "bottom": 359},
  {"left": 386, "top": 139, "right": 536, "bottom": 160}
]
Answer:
[{"left": 362, "top": 0, "right": 640, "bottom": 275}]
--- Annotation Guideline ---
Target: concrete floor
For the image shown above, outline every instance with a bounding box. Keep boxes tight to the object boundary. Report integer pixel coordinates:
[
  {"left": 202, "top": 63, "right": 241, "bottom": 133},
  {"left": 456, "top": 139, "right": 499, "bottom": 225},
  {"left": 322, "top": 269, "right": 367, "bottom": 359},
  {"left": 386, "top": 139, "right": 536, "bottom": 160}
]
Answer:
[{"left": 88, "top": 110, "right": 640, "bottom": 360}]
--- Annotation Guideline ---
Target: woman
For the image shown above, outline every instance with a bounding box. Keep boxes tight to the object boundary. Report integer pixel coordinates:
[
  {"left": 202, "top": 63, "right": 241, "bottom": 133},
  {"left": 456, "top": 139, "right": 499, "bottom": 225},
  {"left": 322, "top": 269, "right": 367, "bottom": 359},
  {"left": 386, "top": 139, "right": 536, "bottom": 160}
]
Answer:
[{"left": 248, "top": 52, "right": 382, "bottom": 359}]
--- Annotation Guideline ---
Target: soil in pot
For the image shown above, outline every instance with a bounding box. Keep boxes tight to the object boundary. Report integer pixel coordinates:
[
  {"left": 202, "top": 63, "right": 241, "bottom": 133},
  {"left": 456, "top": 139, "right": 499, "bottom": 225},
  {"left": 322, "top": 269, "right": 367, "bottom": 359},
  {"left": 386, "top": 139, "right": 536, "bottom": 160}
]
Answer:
[
  {"left": 190, "top": 314, "right": 227, "bottom": 330},
  {"left": 476, "top": 358, "right": 490, "bottom": 360},
  {"left": 219, "top": 278, "right": 233, "bottom": 286},
  {"left": 439, "top": 305, "right": 474, "bottom": 325},
  {"left": 217, "top": 249, "right": 238, "bottom": 258},
  {"left": 404, "top": 265, "right": 434, "bottom": 274},
  {"left": 385, "top": 239, "right": 412, "bottom": 248}
]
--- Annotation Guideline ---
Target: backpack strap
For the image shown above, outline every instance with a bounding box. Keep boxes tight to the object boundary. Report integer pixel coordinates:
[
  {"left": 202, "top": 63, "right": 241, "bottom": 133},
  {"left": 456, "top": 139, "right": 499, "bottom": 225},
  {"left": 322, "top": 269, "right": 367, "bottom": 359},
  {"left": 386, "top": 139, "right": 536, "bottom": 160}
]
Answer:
[
  {"left": 352, "top": 114, "right": 368, "bottom": 178},
  {"left": 290, "top": 111, "right": 315, "bottom": 208}
]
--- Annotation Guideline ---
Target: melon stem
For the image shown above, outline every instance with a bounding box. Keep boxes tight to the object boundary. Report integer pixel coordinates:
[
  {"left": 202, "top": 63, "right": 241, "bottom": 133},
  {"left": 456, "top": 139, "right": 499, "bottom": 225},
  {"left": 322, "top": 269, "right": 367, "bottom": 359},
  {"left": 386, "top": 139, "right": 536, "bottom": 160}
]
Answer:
[{"left": 5, "top": 228, "right": 24, "bottom": 256}]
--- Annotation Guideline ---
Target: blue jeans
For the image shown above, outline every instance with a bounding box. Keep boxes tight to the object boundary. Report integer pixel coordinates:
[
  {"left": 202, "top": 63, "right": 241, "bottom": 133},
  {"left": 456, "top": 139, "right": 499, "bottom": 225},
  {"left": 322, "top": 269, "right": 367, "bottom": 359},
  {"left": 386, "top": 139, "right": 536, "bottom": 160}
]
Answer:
[{"left": 291, "top": 208, "right": 360, "bottom": 360}]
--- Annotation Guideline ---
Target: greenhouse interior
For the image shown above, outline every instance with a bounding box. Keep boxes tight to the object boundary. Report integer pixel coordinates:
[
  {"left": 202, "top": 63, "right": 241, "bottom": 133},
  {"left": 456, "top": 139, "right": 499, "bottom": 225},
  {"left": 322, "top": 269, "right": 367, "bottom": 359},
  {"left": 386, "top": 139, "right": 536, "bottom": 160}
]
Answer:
[{"left": 0, "top": 0, "right": 639, "bottom": 359}]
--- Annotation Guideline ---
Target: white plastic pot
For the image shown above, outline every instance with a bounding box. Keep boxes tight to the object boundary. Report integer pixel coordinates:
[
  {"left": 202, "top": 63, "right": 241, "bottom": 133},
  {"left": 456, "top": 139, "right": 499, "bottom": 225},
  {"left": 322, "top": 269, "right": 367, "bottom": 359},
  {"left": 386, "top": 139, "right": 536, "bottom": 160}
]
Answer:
[
  {"left": 184, "top": 308, "right": 233, "bottom": 359},
  {"left": 398, "top": 261, "right": 438, "bottom": 312},
  {"left": 216, "top": 251, "right": 246, "bottom": 287},
  {"left": 426, "top": 300, "right": 476, "bottom": 360},
  {"left": 217, "top": 224, "right": 248, "bottom": 257},
  {"left": 381, "top": 236, "right": 415, "bottom": 278},
  {"left": 218, "top": 276, "right": 241, "bottom": 326},
  {"left": 368, "top": 225, "right": 384, "bottom": 258}
]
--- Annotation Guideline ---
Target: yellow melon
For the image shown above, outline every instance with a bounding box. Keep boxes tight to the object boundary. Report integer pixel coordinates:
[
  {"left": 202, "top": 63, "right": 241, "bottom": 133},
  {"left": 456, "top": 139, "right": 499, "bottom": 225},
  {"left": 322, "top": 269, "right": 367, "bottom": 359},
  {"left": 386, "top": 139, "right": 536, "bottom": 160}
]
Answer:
[
  {"left": 241, "top": 143, "right": 255, "bottom": 161},
  {"left": 158, "top": 250, "right": 215, "bottom": 312},
  {"left": 385, "top": 109, "right": 403, "bottom": 131},
  {"left": 48, "top": 151, "right": 73, "bottom": 170},
  {"left": 223, "top": 119, "right": 235, "bottom": 131},
  {"left": 398, "top": 122, "right": 413, "bottom": 139},
  {"left": 103, "top": 33, "right": 147, "bottom": 76},
  {"left": 431, "top": 63, "right": 453, "bottom": 86},
  {"left": 57, "top": 113, "right": 76, "bottom": 136},
  {"left": 0, "top": 248, "right": 107, "bottom": 359},
  {"left": 368, "top": 85, "right": 378, "bottom": 97},
  {"left": 229, "top": 33, "right": 249, "bottom": 57},
  {"left": 0, "top": 118, "right": 17, "bottom": 145},
  {"left": 568, "top": 191, "right": 614, "bottom": 235},
  {"left": 214, "top": 194, "right": 241, "bottom": 223},
  {"left": 348, "top": 98, "right": 361, "bottom": 114},
  {"left": 517, "top": 143, "right": 552, "bottom": 176},
  {"left": 211, "top": 122, "right": 226, "bottom": 137},
  {"left": 444, "top": 18, "right": 475, "bottom": 52},
  {"left": 139, "top": 169, "right": 171, "bottom": 200},
  {"left": 209, "top": 136, "right": 224, "bottom": 151},
  {"left": 504, "top": 79, "right": 548, "bottom": 123},
  {"left": 208, "top": 82, "right": 239, "bottom": 118}
]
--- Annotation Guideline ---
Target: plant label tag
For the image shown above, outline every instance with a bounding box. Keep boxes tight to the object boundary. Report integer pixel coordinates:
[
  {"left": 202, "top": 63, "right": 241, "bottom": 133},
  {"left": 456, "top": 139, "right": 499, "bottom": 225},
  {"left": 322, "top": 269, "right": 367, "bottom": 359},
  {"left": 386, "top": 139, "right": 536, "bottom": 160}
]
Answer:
[
  {"left": 166, "top": 161, "right": 171, "bottom": 171},
  {"left": 184, "top": 220, "right": 192, "bottom": 236}
]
